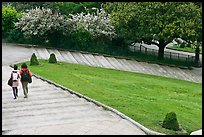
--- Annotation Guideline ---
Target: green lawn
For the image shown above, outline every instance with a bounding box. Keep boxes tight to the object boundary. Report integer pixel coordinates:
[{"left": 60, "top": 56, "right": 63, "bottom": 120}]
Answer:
[
  {"left": 18, "top": 60, "right": 202, "bottom": 135},
  {"left": 167, "top": 45, "right": 202, "bottom": 54}
]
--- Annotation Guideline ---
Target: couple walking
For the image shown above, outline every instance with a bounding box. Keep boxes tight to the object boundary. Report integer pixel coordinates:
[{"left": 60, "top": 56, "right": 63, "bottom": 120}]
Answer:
[{"left": 9, "top": 63, "right": 32, "bottom": 99}]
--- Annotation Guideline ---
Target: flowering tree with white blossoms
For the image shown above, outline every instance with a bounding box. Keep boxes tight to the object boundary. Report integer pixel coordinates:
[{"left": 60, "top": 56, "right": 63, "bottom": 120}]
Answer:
[
  {"left": 15, "top": 7, "right": 71, "bottom": 45},
  {"left": 15, "top": 7, "right": 116, "bottom": 49},
  {"left": 69, "top": 8, "right": 116, "bottom": 40}
]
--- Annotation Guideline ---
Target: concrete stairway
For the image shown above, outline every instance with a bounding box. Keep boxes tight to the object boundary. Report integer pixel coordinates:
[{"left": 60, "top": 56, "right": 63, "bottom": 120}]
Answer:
[
  {"left": 2, "top": 66, "right": 146, "bottom": 135},
  {"left": 31, "top": 47, "right": 201, "bottom": 83}
]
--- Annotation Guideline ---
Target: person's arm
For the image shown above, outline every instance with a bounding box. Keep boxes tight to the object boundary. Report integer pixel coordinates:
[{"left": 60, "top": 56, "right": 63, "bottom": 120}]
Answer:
[{"left": 28, "top": 70, "right": 32, "bottom": 77}]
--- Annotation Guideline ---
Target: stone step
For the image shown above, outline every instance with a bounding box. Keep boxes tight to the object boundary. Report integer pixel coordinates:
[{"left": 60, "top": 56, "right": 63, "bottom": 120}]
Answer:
[
  {"left": 63, "top": 51, "right": 79, "bottom": 64},
  {"left": 30, "top": 47, "right": 41, "bottom": 59},
  {"left": 35, "top": 48, "right": 49, "bottom": 60},
  {"left": 2, "top": 92, "right": 88, "bottom": 107},
  {"left": 2, "top": 98, "right": 92, "bottom": 112},
  {"left": 81, "top": 54, "right": 101, "bottom": 67},
  {"left": 79, "top": 52, "right": 95, "bottom": 66},
  {"left": 112, "top": 58, "right": 128, "bottom": 71},
  {"left": 115, "top": 59, "right": 133, "bottom": 72},
  {"left": 121, "top": 59, "right": 138, "bottom": 72},
  {"left": 104, "top": 57, "right": 122, "bottom": 71},
  {"left": 3, "top": 102, "right": 100, "bottom": 119},
  {"left": 40, "top": 48, "right": 50, "bottom": 59},
  {"left": 2, "top": 109, "right": 114, "bottom": 131},
  {"left": 71, "top": 52, "right": 88, "bottom": 65},
  {"left": 58, "top": 50, "right": 76, "bottom": 64},
  {"left": 124, "top": 60, "right": 141, "bottom": 73},
  {"left": 88, "top": 54, "right": 104, "bottom": 68},
  {"left": 94, "top": 55, "right": 114, "bottom": 69}
]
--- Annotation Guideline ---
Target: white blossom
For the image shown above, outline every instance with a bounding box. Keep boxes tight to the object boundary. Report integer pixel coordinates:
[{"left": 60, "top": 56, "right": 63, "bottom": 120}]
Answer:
[
  {"left": 69, "top": 8, "right": 116, "bottom": 39},
  {"left": 15, "top": 7, "right": 71, "bottom": 37}
]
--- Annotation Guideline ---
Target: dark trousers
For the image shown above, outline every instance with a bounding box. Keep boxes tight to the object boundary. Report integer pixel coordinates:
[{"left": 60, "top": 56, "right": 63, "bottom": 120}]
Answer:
[{"left": 12, "top": 87, "right": 18, "bottom": 98}]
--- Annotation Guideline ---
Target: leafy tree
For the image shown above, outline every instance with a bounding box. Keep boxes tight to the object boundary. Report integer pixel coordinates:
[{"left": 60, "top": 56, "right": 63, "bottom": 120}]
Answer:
[
  {"left": 68, "top": 8, "right": 116, "bottom": 51},
  {"left": 2, "top": 4, "right": 22, "bottom": 34},
  {"left": 49, "top": 2, "right": 103, "bottom": 15},
  {"left": 104, "top": 2, "right": 202, "bottom": 60},
  {"left": 10, "top": 2, "right": 103, "bottom": 15},
  {"left": 10, "top": 2, "right": 50, "bottom": 12},
  {"left": 15, "top": 7, "right": 71, "bottom": 46},
  {"left": 69, "top": 8, "right": 116, "bottom": 40}
]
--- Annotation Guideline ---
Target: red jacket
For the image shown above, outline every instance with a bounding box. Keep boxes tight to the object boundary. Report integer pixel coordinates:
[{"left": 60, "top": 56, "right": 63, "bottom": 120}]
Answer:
[{"left": 19, "top": 68, "right": 32, "bottom": 81}]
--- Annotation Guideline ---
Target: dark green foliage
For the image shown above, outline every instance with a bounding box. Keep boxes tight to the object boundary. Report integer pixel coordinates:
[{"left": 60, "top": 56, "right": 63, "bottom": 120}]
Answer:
[
  {"left": 3, "top": 28, "right": 26, "bottom": 43},
  {"left": 179, "top": 43, "right": 185, "bottom": 48},
  {"left": 2, "top": 4, "right": 22, "bottom": 34},
  {"left": 104, "top": 2, "right": 202, "bottom": 60},
  {"left": 30, "top": 53, "right": 39, "bottom": 66},
  {"left": 46, "top": 2, "right": 103, "bottom": 15},
  {"left": 10, "top": 2, "right": 50, "bottom": 12},
  {"left": 49, "top": 53, "right": 57, "bottom": 63},
  {"left": 46, "top": 31, "right": 65, "bottom": 47},
  {"left": 10, "top": 2, "right": 103, "bottom": 15},
  {"left": 162, "top": 112, "right": 180, "bottom": 131}
]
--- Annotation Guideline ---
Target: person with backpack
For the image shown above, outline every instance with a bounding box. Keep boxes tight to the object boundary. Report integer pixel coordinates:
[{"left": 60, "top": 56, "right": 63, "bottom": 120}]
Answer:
[
  {"left": 19, "top": 63, "right": 32, "bottom": 98},
  {"left": 10, "top": 65, "right": 20, "bottom": 99}
]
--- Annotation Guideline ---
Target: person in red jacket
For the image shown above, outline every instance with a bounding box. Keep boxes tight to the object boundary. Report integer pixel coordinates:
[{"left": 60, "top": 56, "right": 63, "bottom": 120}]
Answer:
[{"left": 19, "top": 63, "right": 32, "bottom": 98}]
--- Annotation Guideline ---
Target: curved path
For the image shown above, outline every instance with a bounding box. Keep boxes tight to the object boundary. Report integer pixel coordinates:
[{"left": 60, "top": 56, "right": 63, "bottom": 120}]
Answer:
[
  {"left": 3, "top": 43, "right": 202, "bottom": 83},
  {"left": 2, "top": 43, "right": 201, "bottom": 135}
]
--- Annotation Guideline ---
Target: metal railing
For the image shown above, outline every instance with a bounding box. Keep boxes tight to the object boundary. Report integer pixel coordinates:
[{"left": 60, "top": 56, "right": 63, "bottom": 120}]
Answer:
[{"left": 129, "top": 44, "right": 195, "bottom": 62}]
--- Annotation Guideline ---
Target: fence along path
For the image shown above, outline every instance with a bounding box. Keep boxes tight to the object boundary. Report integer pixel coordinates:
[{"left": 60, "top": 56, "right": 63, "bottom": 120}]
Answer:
[{"left": 129, "top": 43, "right": 198, "bottom": 62}]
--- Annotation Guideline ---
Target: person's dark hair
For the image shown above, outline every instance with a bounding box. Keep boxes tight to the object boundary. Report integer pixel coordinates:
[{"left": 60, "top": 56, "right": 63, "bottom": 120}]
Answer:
[
  {"left": 21, "top": 63, "right": 27, "bottom": 69},
  {"left": 14, "top": 65, "right": 18, "bottom": 70}
]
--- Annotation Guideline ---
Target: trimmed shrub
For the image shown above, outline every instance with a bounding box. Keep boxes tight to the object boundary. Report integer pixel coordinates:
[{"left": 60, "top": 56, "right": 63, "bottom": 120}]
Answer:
[
  {"left": 49, "top": 53, "right": 57, "bottom": 63},
  {"left": 162, "top": 112, "right": 180, "bottom": 131},
  {"left": 30, "top": 53, "right": 39, "bottom": 66}
]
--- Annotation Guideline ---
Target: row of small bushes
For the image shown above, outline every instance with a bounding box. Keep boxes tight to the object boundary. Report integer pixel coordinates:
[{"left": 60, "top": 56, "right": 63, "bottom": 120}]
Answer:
[{"left": 30, "top": 53, "right": 57, "bottom": 66}]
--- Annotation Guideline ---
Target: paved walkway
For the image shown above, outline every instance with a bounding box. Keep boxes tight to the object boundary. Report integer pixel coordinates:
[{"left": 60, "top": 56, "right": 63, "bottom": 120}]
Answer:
[{"left": 2, "top": 42, "right": 202, "bottom": 135}]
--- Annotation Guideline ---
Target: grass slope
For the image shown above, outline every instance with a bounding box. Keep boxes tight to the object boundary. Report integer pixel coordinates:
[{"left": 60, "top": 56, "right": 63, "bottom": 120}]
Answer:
[{"left": 20, "top": 60, "right": 202, "bottom": 135}]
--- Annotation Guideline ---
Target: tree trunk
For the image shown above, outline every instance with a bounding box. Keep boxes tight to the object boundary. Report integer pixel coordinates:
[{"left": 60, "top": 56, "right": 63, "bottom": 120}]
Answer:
[
  {"left": 194, "top": 47, "right": 201, "bottom": 67},
  {"left": 158, "top": 45, "right": 165, "bottom": 60}
]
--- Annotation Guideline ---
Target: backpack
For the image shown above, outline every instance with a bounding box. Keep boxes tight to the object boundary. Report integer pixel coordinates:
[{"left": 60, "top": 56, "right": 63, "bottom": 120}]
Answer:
[{"left": 21, "top": 69, "right": 32, "bottom": 83}]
